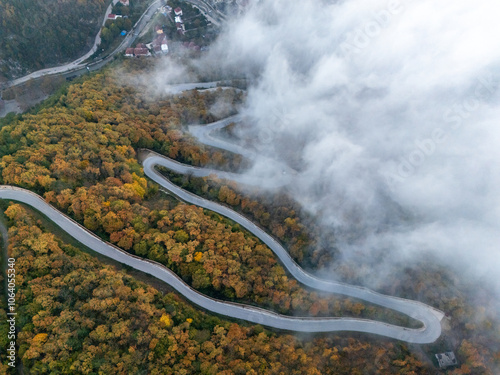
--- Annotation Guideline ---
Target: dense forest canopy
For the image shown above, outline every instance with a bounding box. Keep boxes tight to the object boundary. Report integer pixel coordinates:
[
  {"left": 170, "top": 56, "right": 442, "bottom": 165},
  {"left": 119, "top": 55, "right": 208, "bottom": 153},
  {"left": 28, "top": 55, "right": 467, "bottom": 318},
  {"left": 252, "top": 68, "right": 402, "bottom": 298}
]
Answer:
[
  {"left": 0, "top": 72, "right": 412, "bottom": 323},
  {"left": 0, "top": 0, "right": 109, "bottom": 78},
  {"left": 0, "top": 0, "right": 108, "bottom": 80},
  {"left": 0, "top": 60, "right": 498, "bottom": 373},
  {"left": 0, "top": 204, "right": 440, "bottom": 375}
]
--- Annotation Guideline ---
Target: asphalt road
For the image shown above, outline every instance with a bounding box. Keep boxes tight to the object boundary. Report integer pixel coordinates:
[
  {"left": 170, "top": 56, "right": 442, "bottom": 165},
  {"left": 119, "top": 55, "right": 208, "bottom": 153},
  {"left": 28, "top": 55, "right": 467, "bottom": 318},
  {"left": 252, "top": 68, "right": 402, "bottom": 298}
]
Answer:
[
  {"left": 0, "top": 108, "right": 445, "bottom": 344},
  {"left": 3, "top": 0, "right": 119, "bottom": 89},
  {"left": 0, "top": 63, "right": 444, "bottom": 344},
  {"left": 141, "top": 101, "right": 444, "bottom": 342},
  {"left": 188, "top": 114, "right": 297, "bottom": 179},
  {"left": 146, "top": 149, "right": 291, "bottom": 189},
  {"left": 182, "top": 0, "right": 225, "bottom": 26},
  {"left": 0, "top": 84, "right": 445, "bottom": 342},
  {"left": 1, "top": 0, "right": 165, "bottom": 91},
  {"left": 0, "top": 185, "right": 443, "bottom": 343}
]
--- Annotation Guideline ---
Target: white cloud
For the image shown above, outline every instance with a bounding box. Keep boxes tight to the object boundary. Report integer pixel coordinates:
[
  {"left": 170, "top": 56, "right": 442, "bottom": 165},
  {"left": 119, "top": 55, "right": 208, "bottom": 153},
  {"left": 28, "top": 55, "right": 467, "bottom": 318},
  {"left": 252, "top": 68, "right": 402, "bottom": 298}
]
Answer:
[{"left": 198, "top": 0, "right": 500, "bottom": 292}]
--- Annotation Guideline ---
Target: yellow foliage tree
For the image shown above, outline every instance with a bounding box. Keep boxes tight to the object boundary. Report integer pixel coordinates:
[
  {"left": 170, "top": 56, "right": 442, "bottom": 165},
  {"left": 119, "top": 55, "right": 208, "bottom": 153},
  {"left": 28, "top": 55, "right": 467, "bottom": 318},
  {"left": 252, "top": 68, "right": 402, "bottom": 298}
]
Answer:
[
  {"left": 160, "top": 314, "right": 172, "bottom": 327},
  {"left": 33, "top": 333, "right": 48, "bottom": 344}
]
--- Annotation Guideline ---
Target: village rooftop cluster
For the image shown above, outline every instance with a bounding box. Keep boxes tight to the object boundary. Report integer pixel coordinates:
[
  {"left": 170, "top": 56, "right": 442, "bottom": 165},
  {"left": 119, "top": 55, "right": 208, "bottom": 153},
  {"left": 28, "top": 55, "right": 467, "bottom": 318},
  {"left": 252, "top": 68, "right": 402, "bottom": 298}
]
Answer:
[
  {"left": 108, "top": 0, "right": 130, "bottom": 21},
  {"left": 124, "top": 5, "right": 176, "bottom": 57},
  {"left": 124, "top": 5, "right": 205, "bottom": 58}
]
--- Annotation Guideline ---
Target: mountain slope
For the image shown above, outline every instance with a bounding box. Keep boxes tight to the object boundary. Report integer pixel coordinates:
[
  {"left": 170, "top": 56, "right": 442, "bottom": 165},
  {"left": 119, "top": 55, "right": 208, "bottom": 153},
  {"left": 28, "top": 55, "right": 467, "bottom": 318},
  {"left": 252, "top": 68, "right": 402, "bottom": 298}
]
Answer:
[{"left": 0, "top": 0, "right": 108, "bottom": 80}]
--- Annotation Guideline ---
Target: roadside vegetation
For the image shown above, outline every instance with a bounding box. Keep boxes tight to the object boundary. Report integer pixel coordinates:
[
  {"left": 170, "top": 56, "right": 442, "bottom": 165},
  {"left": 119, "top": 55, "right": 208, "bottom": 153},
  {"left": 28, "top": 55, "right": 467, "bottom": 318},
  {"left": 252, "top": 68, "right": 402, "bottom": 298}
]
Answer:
[
  {"left": 96, "top": 0, "right": 151, "bottom": 57},
  {"left": 0, "top": 205, "right": 439, "bottom": 374},
  {"left": 166, "top": 0, "right": 215, "bottom": 47},
  {"left": 0, "top": 71, "right": 410, "bottom": 324},
  {"left": 0, "top": 60, "right": 498, "bottom": 373},
  {"left": 0, "top": 0, "right": 109, "bottom": 80},
  {"left": 159, "top": 168, "right": 334, "bottom": 270}
]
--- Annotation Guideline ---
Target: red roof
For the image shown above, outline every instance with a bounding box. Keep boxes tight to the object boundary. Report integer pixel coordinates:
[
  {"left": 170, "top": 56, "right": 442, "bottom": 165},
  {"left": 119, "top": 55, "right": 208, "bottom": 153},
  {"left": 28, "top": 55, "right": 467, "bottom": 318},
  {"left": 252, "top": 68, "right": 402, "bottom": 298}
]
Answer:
[
  {"left": 108, "top": 14, "right": 117, "bottom": 19},
  {"left": 134, "top": 48, "right": 149, "bottom": 55},
  {"left": 125, "top": 48, "right": 134, "bottom": 55},
  {"left": 153, "top": 34, "right": 167, "bottom": 47},
  {"left": 174, "top": 7, "right": 182, "bottom": 13}
]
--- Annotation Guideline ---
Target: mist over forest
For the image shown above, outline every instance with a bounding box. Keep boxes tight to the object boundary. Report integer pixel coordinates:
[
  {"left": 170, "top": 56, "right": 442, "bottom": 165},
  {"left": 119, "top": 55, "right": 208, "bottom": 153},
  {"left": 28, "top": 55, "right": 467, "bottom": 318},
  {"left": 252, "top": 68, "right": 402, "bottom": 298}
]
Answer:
[
  {"left": 161, "top": 0, "right": 500, "bottom": 296},
  {"left": 1, "top": 0, "right": 500, "bottom": 373}
]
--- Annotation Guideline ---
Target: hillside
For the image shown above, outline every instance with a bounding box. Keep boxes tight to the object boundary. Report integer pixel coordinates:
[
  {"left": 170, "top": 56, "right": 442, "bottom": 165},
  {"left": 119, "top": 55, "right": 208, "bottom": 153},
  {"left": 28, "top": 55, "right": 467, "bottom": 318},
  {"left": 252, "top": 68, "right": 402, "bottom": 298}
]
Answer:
[
  {"left": 0, "top": 60, "right": 498, "bottom": 373},
  {"left": 0, "top": 0, "right": 109, "bottom": 81},
  {"left": 0, "top": 204, "right": 437, "bottom": 375}
]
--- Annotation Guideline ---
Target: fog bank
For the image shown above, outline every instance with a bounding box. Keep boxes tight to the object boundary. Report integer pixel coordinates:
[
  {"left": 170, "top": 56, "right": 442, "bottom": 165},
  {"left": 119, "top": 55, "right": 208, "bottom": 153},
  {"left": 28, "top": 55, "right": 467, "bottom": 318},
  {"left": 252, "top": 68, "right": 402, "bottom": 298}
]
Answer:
[{"left": 193, "top": 0, "right": 500, "bottom": 291}]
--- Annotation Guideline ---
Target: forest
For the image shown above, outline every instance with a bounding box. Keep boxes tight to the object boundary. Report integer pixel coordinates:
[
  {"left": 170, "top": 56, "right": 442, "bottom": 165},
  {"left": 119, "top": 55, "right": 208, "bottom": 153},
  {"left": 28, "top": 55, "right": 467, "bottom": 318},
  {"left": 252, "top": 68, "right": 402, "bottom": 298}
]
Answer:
[
  {"left": 0, "top": 204, "right": 440, "bottom": 374},
  {"left": 159, "top": 167, "right": 335, "bottom": 270},
  {"left": 0, "top": 0, "right": 109, "bottom": 80},
  {"left": 0, "top": 60, "right": 498, "bottom": 373},
  {"left": 0, "top": 72, "right": 412, "bottom": 323}
]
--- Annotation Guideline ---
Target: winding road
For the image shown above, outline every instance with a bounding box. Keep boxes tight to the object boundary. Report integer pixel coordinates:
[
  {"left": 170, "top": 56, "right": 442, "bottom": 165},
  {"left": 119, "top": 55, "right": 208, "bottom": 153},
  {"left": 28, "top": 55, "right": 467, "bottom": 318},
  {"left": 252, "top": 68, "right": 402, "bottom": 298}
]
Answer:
[
  {"left": 1, "top": 0, "right": 166, "bottom": 91},
  {"left": 188, "top": 114, "right": 297, "bottom": 184},
  {"left": 0, "top": 185, "right": 443, "bottom": 343},
  {"left": 3, "top": 0, "right": 118, "bottom": 89},
  {"left": 0, "top": 99, "right": 445, "bottom": 343}
]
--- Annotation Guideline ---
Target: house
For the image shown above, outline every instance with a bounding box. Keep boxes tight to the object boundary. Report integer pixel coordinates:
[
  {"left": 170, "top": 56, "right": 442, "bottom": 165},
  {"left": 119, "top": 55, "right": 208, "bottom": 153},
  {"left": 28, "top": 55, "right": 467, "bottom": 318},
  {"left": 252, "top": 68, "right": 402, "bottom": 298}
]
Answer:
[
  {"left": 152, "top": 34, "right": 168, "bottom": 54},
  {"left": 176, "top": 22, "right": 185, "bottom": 34},
  {"left": 125, "top": 47, "right": 151, "bottom": 57},
  {"left": 174, "top": 7, "right": 183, "bottom": 16},
  {"left": 108, "top": 14, "right": 122, "bottom": 20},
  {"left": 154, "top": 25, "right": 163, "bottom": 34},
  {"left": 174, "top": 16, "right": 182, "bottom": 24},
  {"left": 134, "top": 47, "right": 150, "bottom": 57},
  {"left": 159, "top": 35, "right": 169, "bottom": 53},
  {"left": 125, "top": 48, "right": 135, "bottom": 57},
  {"left": 160, "top": 41, "right": 168, "bottom": 54},
  {"left": 435, "top": 352, "right": 458, "bottom": 369},
  {"left": 119, "top": 0, "right": 129, "bottom": 6}
]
